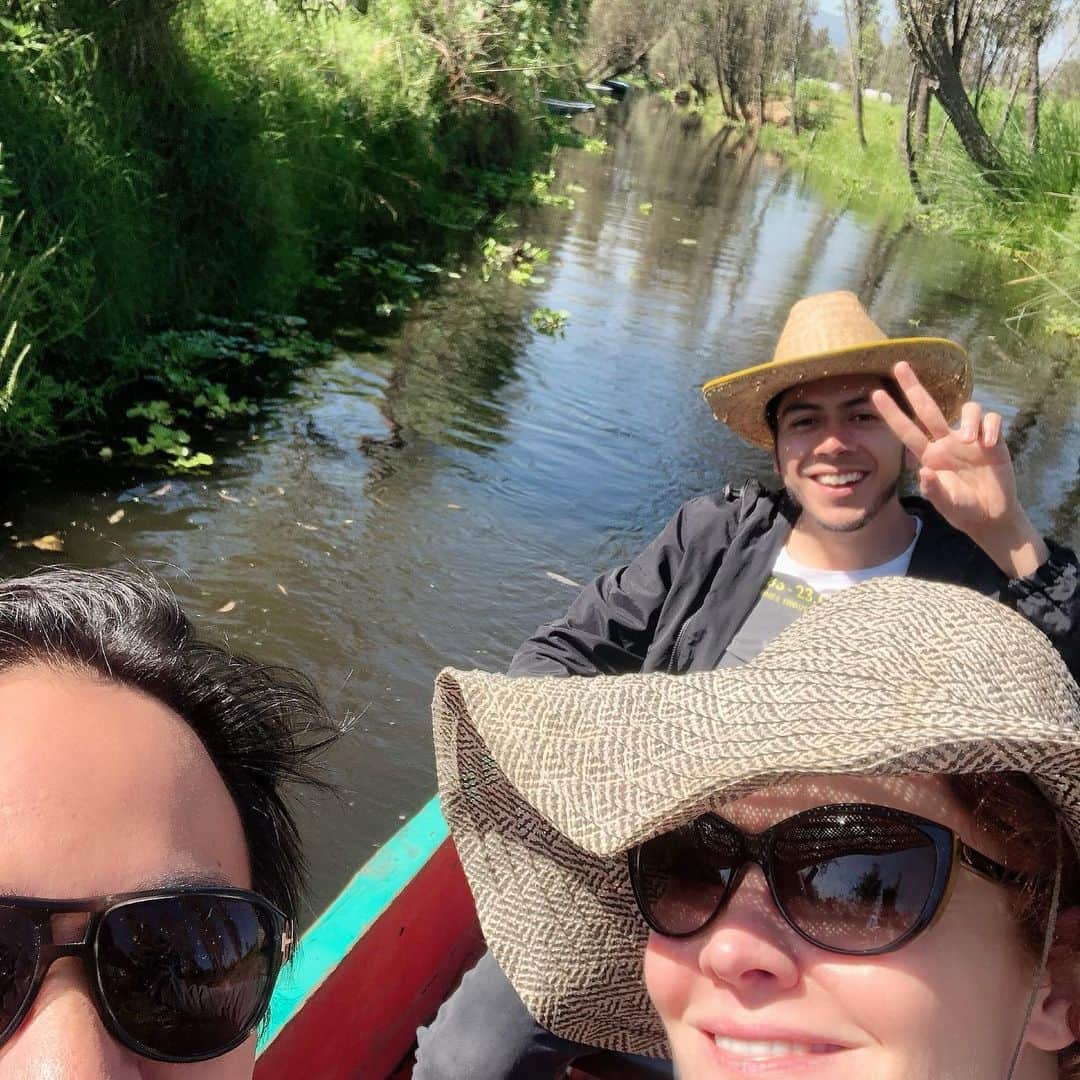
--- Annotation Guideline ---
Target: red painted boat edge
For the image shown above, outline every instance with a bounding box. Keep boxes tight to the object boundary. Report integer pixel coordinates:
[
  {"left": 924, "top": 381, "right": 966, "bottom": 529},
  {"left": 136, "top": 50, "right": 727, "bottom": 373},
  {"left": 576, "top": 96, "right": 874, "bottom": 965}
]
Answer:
[{"left": 256, "top": 799, "right": 483, "bottom": 1079}]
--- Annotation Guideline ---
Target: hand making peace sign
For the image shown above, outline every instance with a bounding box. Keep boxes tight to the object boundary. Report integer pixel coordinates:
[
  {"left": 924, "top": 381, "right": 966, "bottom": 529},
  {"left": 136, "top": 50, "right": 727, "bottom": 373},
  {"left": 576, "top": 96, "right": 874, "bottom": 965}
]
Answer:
[{"left": 871, "top": 361, "right": 1049, "bottom": 579}]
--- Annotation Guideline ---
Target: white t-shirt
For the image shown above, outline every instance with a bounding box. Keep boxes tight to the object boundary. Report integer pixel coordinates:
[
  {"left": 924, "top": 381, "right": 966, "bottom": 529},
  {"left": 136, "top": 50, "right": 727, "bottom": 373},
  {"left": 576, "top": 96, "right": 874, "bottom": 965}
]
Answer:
[{"left": 718, "top": 520, "right": 923, "bottom": 667}]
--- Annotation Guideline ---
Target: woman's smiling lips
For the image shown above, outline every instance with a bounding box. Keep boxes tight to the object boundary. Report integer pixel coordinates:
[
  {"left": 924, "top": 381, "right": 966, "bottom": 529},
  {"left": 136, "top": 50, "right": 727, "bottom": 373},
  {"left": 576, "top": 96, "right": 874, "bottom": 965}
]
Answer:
[{"left": 697, "top": 1022, "right": 856, "bottom": 1075}]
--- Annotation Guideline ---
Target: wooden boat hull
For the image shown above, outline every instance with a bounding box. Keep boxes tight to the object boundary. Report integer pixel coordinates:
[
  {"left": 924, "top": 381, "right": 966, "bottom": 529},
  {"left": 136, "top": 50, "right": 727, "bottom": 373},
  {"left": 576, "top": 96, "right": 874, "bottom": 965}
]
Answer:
[
  {"left": 255, "top": 798, "right": 484, "bottom": 1079},
  {"left": 256, "top": 797, "right": 666, "bottom": 1078}
]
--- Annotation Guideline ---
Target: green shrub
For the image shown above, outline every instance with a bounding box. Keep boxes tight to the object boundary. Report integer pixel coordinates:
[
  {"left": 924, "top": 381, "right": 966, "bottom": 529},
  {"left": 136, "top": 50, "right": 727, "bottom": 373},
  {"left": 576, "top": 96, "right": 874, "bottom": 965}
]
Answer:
[
  {"left": 0, "top": 0, "right": 581, "bottom": 453},
  {"left": 794, "top": 80, "right": 836, "bottom": 132}
]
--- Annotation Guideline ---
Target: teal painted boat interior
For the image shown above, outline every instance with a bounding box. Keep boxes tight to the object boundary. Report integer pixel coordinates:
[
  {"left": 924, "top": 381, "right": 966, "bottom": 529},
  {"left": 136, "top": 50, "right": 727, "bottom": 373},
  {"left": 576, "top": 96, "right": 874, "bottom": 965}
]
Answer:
[{"left": 257, "top": 796, "right": 448, "bottom": 1053}]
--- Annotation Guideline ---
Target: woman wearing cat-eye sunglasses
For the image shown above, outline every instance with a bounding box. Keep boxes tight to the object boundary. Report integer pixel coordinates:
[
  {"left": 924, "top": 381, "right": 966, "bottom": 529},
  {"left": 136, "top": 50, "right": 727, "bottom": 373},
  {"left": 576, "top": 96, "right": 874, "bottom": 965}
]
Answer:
[
  {"left": 638, "top": 771, "right": 1076, "bottom": 1080},
  {"left": 0, "top": 568, "right": 335, "bottom": 1075},
  {"left": 433, "top": 577, "right": 1080, "bottom": 1080}
]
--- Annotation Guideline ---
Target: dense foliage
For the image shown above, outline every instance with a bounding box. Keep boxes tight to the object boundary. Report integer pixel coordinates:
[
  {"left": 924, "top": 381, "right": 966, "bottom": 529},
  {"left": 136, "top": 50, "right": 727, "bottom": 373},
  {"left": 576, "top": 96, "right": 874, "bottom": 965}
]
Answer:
[{"left": 0, "top": 0, "right": 584, "bottom": 458}]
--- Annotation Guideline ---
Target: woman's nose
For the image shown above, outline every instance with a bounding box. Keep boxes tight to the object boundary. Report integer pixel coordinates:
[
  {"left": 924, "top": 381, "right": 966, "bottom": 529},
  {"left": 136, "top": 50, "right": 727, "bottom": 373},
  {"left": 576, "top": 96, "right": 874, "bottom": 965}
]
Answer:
[
  {"left": 0, "top": 960, "right": 144, "bottom": 1080},
  {"left": 695, "top": 867, "right": 802, "bottom": 998}
]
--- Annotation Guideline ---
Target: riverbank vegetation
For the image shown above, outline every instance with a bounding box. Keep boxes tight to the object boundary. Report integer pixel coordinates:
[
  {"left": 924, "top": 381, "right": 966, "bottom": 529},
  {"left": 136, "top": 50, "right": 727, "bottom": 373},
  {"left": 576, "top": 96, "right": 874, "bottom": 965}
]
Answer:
[
  {"left": 0, "top": 0, "right": 585, "bottom": 463},
  {"left": 758, "top": 84, "right": 1079, "bottom": 333},
  {"left": 583, "top": 0, "right": 1079, "bottom": 337},
  {"left": 3, "top": 0, "right": 1076, "bottom": 469}
]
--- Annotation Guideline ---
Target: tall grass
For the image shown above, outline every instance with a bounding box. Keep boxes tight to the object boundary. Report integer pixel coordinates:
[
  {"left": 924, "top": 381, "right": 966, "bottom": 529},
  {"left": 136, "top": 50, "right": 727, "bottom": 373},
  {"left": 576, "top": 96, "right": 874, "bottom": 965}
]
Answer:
[
  {"left": 756, "top": 85, "right": 1080, "bottom": 337},
  {"left": 0, "top": 0, "right": 582, "bottom": 450},
  {"left": 923, "top": 92, "right": 1080, "bottom": 257},
  {"left": 0, "top": 185, "right": 59, "bottom": 437},
  {"left": 757, "top": 82, "right": 916, "bottom": 216}
]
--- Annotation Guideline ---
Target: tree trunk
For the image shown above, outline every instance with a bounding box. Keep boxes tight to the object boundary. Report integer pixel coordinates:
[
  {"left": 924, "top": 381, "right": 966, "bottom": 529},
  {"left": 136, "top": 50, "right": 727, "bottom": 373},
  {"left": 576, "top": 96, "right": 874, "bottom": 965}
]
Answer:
[
  {"left": 915, "top": 72, "right": 931, "bottom": 151},
  {"left": 844, "top": 0, "right": 867, "bottom": 147},
  {"left": 853, "top": 81, "right": 866, "bottom": 147},
  {"left": 736, "top": 90, "right": 753, "bottom": 124},
  {"left": 994, "top": 67, "right": 1023, "bottom": 142},
  {"left": 791, "top": 55, "right": 800, "bottom": 135},
  {"left": 714, "top": 53, "right": 736, "bottom": 120},
  {"left": 758, "top": 71, "right": 766, "bottom": 126},
  {"left": 897, "top": 0, "right": 1010, "bottom": 187},
  {"left": 1024, "top": 27, "right": 1041, "bottom": 152},
  {"left": 902, "top": 63, "right": 929, "bottom": 203},
  {"left": 790, "top": 0, "right": 808, "bottom": 137},
  {"left": 926, "top": 36, "right": 1008, "bottom": 183}
]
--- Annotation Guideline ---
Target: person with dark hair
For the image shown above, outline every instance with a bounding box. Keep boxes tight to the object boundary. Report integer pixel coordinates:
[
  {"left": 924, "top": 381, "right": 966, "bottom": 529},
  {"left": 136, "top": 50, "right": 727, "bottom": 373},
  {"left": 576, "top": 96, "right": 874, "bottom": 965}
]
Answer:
[
  {"left": 0, "top": 566, "right": 335, "bottom": 1075},
  {"left": 413, "top": 291, "right": 1080, "bottom": 1077}
]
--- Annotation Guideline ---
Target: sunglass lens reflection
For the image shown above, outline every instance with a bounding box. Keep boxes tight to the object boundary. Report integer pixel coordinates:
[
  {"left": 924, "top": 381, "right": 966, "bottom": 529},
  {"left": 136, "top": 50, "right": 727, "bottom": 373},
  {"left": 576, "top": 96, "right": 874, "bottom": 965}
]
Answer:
[
  {"left": 771, "top": 812, "right": 939, "bottom": 951},
  {"left": 638, "top": 817, "right": 742, "bottom": 936},
  {"left": 0, "top": 909, "right": 39, "bottom": 1037},
  {"left": 97, "top": 895, "right": 274, "bottom": 1060}
]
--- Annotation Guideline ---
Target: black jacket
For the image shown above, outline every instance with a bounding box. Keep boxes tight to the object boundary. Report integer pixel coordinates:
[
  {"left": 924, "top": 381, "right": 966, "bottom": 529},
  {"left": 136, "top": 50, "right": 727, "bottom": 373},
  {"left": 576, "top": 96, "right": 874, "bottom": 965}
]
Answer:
[{"left": 509, "top": 482, "right": 1080, "bottom": 680}]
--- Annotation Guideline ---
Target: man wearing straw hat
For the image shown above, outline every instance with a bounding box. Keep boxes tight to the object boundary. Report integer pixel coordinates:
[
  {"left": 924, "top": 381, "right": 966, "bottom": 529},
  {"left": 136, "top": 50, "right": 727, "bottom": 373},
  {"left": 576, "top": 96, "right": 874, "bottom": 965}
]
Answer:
[
  {"left": 412, "top": 291, "right": 1080, "bottom": 1079},
  {"left": 506, "top": 290, "right": 1080, "bottom": 682}
]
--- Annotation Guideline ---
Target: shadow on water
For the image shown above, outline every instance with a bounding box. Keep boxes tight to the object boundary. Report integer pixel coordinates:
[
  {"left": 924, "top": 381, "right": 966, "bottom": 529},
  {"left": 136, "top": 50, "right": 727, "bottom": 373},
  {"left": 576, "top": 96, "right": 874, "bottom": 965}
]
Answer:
[{"left": 2, "top": 93, "right": 1078, "bottom": 922}]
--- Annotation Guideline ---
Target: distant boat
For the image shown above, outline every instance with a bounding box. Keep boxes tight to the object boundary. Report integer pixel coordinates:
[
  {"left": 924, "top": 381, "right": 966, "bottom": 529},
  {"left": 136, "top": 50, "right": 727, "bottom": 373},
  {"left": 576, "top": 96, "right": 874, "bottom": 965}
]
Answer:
[
  {"left": 600, "top": 78, "right": 631, "bottom": 98},
  {"left": 255, "top": 797, "right": 664, "bottom": 1079},
  {"left": 541, "top": 97, "right": 597, "bottom": 116}
]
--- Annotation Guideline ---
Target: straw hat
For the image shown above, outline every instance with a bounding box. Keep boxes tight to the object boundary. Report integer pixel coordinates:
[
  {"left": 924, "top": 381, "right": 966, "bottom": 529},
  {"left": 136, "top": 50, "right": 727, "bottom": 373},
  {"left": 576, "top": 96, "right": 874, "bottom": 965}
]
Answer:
[
  {"left": 432, "top": 577, "right": 1080, "bottom": 1057},
  {"left": 702, "top": 291, "right": 972, "bottom": 449}
]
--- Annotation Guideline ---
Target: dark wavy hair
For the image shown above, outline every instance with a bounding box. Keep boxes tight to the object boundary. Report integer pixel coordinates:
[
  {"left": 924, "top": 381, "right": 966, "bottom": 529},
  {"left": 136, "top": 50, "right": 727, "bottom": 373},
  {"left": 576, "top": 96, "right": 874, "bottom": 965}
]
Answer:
[{"left": 0, "top": 566, "right": 338, "bottom": 922}]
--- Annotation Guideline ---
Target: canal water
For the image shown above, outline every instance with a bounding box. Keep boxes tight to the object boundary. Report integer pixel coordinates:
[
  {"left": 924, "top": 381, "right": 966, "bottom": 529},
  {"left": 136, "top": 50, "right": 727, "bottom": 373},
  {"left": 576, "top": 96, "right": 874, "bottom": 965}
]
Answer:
[{"left": 4, "top": 92, "right": 1079, "bottom": 923}]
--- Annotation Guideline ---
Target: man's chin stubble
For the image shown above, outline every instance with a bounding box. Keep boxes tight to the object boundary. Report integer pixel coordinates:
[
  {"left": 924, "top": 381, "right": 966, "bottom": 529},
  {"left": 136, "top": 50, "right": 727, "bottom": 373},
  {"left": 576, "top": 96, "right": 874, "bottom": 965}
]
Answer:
[{"left": 786, "top": 477, "right": 900, "bottom": 534}]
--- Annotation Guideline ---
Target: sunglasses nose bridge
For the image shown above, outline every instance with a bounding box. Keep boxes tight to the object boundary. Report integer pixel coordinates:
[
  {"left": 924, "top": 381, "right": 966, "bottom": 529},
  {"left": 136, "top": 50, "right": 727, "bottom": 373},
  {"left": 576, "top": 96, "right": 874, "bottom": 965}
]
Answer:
[
  {"left": 49, "top": 912, "right": 92, "bottom": 947},
  {"left": 742, "top": 830, "right": 771, "bottom": 873},
  {"left": 712, "top": 830, "right": 771, "bottom": 909}
]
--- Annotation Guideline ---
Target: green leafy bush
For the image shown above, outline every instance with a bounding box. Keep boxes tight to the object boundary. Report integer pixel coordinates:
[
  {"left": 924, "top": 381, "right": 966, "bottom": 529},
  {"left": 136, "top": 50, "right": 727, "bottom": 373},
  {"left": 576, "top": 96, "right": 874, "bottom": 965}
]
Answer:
[
  {"left": 0, "top": 0, "right": 583, "bottom": 455},
  {"left": 794, "top": 79, "right": 836, "bottom": 132}
]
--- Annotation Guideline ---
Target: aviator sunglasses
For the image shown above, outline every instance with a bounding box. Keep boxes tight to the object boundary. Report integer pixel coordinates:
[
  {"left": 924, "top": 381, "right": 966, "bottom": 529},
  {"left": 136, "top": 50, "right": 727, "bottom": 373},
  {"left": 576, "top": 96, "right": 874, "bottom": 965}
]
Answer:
[
  {"left": 0, "top": 886, "right": 290, "bottom": 1062},
  {"left": 629, "top": 802, "right": 1025, "bottom": 954}
]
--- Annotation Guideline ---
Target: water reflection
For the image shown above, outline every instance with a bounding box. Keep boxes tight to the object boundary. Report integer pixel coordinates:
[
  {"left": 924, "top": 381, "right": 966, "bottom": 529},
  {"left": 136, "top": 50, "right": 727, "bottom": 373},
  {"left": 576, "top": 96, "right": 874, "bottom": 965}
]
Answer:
[{"left": 1, "top": 93, "right": 1078, "bottom": 921}]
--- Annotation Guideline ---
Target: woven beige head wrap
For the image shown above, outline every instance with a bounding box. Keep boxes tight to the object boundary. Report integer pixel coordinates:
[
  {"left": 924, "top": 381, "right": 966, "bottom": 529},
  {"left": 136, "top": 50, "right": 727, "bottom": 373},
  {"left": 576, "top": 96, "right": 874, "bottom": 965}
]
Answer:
[{"left": 432, "top": 576, "right": 1080, "bottom": 1057}]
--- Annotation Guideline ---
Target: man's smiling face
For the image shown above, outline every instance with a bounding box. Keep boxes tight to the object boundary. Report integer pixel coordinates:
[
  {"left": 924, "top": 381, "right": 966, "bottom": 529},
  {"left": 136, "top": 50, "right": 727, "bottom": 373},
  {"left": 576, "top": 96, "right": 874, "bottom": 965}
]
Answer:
[{"left": 773, "top": 374, "right": 907, "bottom": 534}]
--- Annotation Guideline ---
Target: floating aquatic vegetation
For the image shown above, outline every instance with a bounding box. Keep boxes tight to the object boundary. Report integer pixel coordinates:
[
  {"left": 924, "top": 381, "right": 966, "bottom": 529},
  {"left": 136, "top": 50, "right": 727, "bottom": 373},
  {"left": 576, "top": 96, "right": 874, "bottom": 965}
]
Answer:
[
  {"left": 481, "top": 237, "right": 550, "bottom": 285},
  {"left": 531, "top": 307, "right": 569, "bottom": 335}
]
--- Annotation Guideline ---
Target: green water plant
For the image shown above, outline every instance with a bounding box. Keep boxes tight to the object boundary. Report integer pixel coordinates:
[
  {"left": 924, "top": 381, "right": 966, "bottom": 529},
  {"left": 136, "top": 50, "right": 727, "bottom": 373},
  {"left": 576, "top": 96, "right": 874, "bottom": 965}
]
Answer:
[
  {"left": 316, "top": 243, "right": 446, "bottom": 320},
  {"left": 113, "top": 316, "right": 332, "bottom": 470},
  {"left": 531, "top": 307, "right": 569, "bottom": 335},
  {"left": 480, "top": 237, "right": 551, "bottom": 284},
  {"left": 531, "top": 170, "right": 575, "bottom": 208}
]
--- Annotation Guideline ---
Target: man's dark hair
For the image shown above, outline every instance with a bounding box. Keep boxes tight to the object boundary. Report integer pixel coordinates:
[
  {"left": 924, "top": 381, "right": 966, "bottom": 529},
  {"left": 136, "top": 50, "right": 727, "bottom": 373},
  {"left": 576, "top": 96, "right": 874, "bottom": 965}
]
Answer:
[
  {"left": 0, "top": 566, "right": 337, "bottom": 922},
  {"left": 764, "top": 376, "right": 913, "bottom": 442}
]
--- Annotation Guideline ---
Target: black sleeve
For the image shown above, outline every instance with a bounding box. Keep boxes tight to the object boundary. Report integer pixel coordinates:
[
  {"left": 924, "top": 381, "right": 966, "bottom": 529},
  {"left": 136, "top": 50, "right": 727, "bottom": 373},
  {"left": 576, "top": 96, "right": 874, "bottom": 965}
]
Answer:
[
  {"left": 1005, "top": 538, "right": 1080, "bottom": 680},
  {"left": 507, "top": 502, "right": 698, "bottom": 678}
]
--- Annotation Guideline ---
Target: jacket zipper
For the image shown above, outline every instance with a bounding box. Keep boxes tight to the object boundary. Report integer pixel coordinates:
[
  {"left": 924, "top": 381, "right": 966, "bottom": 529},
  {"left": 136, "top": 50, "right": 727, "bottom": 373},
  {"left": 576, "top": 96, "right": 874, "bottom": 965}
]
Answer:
[{"left": 667, "top": 620, "right": 690, "bottom": 674}]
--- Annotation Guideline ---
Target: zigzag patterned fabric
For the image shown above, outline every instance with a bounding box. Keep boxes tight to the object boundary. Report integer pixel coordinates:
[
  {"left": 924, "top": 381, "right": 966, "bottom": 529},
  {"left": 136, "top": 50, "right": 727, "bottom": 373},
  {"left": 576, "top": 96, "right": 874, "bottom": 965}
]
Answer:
[{"left": 432, "top": 576, "right": 1080, "bottom": 1056}]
